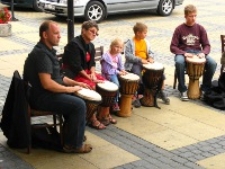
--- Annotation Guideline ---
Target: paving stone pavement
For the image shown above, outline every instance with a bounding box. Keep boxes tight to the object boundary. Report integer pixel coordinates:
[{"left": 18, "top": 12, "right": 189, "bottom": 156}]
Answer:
[{"left": 0, "top": 0, "right": 225, "bottom": 168}]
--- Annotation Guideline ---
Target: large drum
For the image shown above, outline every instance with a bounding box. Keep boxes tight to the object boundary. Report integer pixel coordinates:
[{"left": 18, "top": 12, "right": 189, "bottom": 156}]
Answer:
[
  {"left": 118, "top": 73, "right": 140, "bottom": 117},
  {"left": 186, "top": 55, "right": 206, "bottom": 99},
  {"left": 141, "top": 62, "right": 164, "bottom": 108},
  {"left": 75, "top": 88, "right": 102, "bottom": 123},
  {"left": 96, "top": 81, "right": 118, "bottom": 118}
]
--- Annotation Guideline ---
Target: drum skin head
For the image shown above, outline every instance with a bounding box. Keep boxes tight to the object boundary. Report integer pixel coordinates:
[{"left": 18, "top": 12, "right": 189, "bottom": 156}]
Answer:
[
  {"left": 186, "top": 55, "right": 206, "bottom": 63},
  {"left": 97, "top": 81, "right": 118, "bottom": 91},
  {"left": 143, "top": 62, "right": 164, "bottom": 70},
  {"left": 75, "top": 88, "right": 102, "bottom": 101},
  {"left": 120, "top": 73, "right": 140, "bottom": 81}
]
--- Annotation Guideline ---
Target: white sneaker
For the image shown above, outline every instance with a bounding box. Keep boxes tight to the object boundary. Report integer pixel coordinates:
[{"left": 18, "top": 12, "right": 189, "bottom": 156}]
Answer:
[{"left": 180, "top": 91, "right": 189, "bottom": 101}]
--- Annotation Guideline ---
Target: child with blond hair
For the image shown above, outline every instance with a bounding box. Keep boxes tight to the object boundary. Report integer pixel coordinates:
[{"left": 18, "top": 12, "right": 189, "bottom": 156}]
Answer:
[
  {"left": 125, "top": 22, "right": 170, "bottom": 107},
  {"left": 101, "top": 38, "right": 127, "bottom": 115}
]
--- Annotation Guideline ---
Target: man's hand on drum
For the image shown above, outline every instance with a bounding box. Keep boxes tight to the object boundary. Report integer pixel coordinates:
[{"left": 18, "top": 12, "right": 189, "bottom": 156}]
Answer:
[
  {"left": 78, "top": 82, "right": 90, "bottom": 89},
  {"left": 67, "top": 86, "right": 82, "bottom": 93},
  {"left": 184, "top": 53, "right": 194, "bottom": 58},
  {"left": 147, "top": 57, "right": 154, "bottom": 63},
  {"left": 197, "top": 53, "right": 205, "bottom": 58}
]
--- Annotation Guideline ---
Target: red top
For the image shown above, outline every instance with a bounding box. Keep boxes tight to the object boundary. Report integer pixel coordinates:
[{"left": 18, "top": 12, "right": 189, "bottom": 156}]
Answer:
[
  {"left": 170, "top": 23, "right": 210, "bottom": 55},
  {"left": 86, "top": 52, "right": 91, "bottom": 62}
]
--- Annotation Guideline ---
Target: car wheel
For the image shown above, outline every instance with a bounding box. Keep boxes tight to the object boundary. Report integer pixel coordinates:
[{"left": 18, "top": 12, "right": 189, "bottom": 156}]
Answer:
[
  {"left": 33, "top": 0, "right": 43, "bottom": 12},
  {"left": 157, "top": 0, "right": 174, "bottom": 16},
  {"left": 84, "top": 1, "right": 106, "bottom": 22}
]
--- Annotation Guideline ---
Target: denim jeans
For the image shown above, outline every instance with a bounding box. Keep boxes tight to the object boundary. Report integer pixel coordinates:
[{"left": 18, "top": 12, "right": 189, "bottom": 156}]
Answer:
[
  {"left": 107, "top": 74, "right": 120, "bottom": 103},
  {"left": 131, "top": 63, "right": 144, "bottom": 95},
  {"left": 30, "top": 92, "right": 86, "bottom": 149},
  {"left": 175, "top": 50, "right": 217, "bottom": 92}
]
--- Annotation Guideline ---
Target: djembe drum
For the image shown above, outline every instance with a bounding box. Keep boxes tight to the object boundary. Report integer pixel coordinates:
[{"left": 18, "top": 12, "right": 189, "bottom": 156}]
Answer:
[
  {"left": 140, "top": 62, "right": 164, "bottom": 108},
  {"left": 118, "top": 73, "right": 140, "bottom": 117},
  {"left": 74, "top": 88, "right": 102, "bottom": 123},
  {"left": 96, "top": 81, "right": 118, "bottom": 117},
  {"left": 186, "top": 55, "right": 206, "bottom": 99}
]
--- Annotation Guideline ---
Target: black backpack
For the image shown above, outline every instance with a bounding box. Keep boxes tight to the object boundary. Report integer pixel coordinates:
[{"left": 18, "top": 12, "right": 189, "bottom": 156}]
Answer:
[
  {"left": 31, "top": 124, "right": 63, "bottom": 152},
  {"left": 0, "top": 71, "right": 30, "bottom": 148},
  {"left": 218, "top": 70, "right": 225, "bottom": 91},
  {"left": 204, "top": 71, "right": 225, "bottom": 110}
]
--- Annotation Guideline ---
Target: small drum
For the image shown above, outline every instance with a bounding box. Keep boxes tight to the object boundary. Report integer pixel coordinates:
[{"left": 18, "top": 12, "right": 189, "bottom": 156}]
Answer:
[
  {"left": 75, "top": 88, "right": 102, "bottom": 123},
  {"left": 96, "top": 81, "right": 118, "bottom": 116},
  {"left": 119, "top": 73, "right": 140, "bottom": 95},
  {"left": 141, "top": 62, "right": 164, "bottom": 108},
  {"left": 186, "top": 56, "right": 206, "bottom": 99},
  {"left": 118, "top": 73, "right": 140, "bottom": 117}
]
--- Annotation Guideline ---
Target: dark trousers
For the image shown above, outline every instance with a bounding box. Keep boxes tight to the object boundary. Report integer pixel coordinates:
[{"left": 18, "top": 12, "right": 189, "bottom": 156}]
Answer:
[
  {"left": 30, "top": 92, "right": 86, "bottom": 149},
  {"left": 131, "top": 63, "right": 144, "bottom": 95}
]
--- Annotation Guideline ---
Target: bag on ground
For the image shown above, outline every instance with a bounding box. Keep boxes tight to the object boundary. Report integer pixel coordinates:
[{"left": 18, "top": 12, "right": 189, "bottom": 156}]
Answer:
[{"left": 31, "top": 124, "right": 63, "bottom": 152}]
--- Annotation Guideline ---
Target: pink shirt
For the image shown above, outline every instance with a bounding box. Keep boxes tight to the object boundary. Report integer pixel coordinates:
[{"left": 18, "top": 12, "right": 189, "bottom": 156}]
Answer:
[{"left": 111, "top": 55, "right": 118, "bottom": 69}]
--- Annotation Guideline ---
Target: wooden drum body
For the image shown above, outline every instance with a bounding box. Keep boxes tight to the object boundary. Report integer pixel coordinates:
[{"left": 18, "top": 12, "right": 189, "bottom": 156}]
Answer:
[
  {"left": 140, "top": 62, "right": 164, "bottom": 108},
  {"left": 186, "top": 56, "right": 206, "bottom": 99},
  {"left": 75, "top": 88, "right": 102, "bottom": 123},
  {"left": 118, "top": 73, "right": 140, "bottom": 117},
  {"left": 96, "top": 81, "right": 118, "bottom": 115}
]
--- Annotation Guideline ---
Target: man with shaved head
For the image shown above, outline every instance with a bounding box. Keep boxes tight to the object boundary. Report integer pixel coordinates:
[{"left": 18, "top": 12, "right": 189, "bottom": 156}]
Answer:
[{"left": 24, "top": 20, "right": 92, "bottom": 153}]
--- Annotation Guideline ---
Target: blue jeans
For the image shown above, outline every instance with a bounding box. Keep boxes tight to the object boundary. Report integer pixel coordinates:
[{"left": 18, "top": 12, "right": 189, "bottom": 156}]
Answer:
[
  {"left": 131, "top": 63, "right": 144, "bottom": 95},
  {"left": 175, "top": 50, "right": 217, "bottom": 92},
  {"left": 30, "top": 92, "right": 86, "bottom": 149},
  {"left": 107, "top": 74, "right": 120, "bottom": 104}
]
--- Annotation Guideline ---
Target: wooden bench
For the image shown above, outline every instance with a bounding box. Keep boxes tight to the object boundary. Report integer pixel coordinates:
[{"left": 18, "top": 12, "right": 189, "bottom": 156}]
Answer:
[{"left": 94, "top": 46, "right": 104, "bottom": 61}]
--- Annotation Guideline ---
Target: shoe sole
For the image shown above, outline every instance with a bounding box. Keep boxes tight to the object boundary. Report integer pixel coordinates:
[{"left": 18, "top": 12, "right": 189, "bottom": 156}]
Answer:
[
  {"left": 180, "top": 98, "right": 189, "bottom": 101},
  {"left": 164, "top": 101, "right": 170, "bottom": 105},
  {"left": 112, "top": 109, "right": 120, "bottom": 112},
  {"left": 63, "top": 144, "right": 92, "bottom": 153}
]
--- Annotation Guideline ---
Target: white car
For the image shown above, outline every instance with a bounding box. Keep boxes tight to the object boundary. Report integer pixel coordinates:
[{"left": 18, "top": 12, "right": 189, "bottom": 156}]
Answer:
[{"left": 39, "top": 0, "right": 184, "bottom": 22}]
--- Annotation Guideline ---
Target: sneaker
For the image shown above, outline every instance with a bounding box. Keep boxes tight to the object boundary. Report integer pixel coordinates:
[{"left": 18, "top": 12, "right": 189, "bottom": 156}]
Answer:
[
  {"left": 112, "top": 103, "right": 120, "bottom": 112},
  {"left": 200, "top": 91, "right": 205, "bottom": 101},
  {"left": 180, "top": 91, "right": 189, "bottom": 101},
  {"left": 132, "top": 99, "right": 141, "bottom": 108},
  {"left": 158, "top": 90, "right": 170, "bottom": 105}
]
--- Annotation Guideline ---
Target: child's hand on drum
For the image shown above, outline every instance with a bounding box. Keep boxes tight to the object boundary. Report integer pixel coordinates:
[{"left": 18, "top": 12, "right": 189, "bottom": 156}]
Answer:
[
  {"left": 124, "top": 70, "right": 128, "bottom": 74},
  {"left": 147, "top": 57, "right": 154, "bottom": 63},
  {"left": 142, "top": 59, "right": 148, "bottom": 64},
  {"left": 119, "top": 70, "right": 128, "bottom": 76}
]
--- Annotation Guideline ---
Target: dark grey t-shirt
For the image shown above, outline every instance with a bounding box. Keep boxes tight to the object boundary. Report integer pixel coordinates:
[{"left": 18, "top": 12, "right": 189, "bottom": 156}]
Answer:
[{"left": 23, "top": 42, "right": 64, "bottom": 101}]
